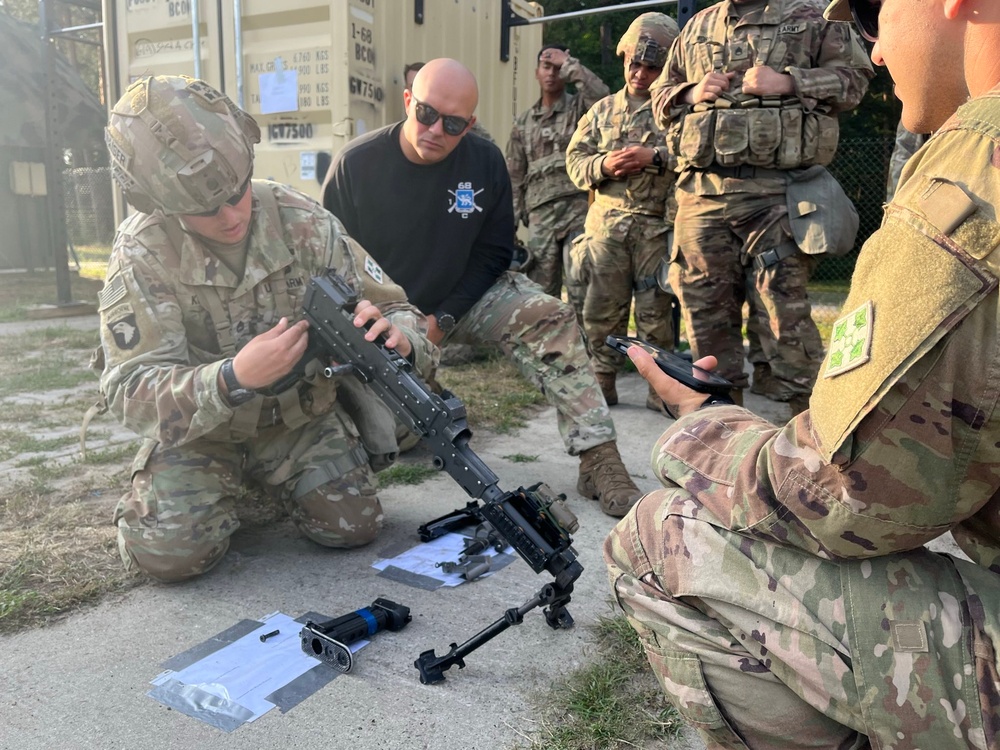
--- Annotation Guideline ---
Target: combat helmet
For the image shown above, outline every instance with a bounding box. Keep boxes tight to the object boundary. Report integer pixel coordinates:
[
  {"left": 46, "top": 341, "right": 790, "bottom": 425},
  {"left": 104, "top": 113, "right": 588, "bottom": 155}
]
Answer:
[
  {"left": 616, "top": 12, "right": 679, "bottom": 68},
  {"left": 105, "top": 75, "right": 260, "bottom": 215}
]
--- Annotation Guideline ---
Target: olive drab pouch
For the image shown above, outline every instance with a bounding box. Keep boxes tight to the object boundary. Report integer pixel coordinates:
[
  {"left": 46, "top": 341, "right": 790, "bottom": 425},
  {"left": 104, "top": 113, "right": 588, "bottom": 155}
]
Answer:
[
  {"left": 665, "top": 107, "right": 685, "bottom": 159},
  {"left": 785, "top": 166, "right": 859, "bottom": 257},
  {"left": 713, "top": 109, "right": 749, "bottom": 167},
  {"left": 746, "top": 108, "right": 781, "bottom": 167},
  {"left": 802, "top": 112, "right": 840, "bottom": 167},
  {"left": 679, "top": 109, "right": 716, "bottom": 168},
  {"left": 777, "top": 107, "right": 803, "bottom": 169}
]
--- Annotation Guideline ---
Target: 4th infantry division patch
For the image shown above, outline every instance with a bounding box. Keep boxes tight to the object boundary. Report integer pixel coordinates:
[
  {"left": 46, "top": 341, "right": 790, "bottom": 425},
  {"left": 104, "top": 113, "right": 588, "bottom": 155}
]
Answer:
[{"left": 824, "top": 300, "right": 873, "bottom": 378}]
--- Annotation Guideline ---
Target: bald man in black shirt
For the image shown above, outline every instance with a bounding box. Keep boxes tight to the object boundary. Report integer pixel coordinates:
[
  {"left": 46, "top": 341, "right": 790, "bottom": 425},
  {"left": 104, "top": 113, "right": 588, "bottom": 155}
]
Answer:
[{"left": 322, "top": 58, "right": 641, "bottom": 518}]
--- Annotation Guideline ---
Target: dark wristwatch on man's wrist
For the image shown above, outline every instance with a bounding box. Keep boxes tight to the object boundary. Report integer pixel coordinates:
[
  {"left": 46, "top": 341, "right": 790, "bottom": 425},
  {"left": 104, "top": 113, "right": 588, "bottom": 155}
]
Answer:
[
  {"left": 220, "top": 358, "right": 256, "bottom": 406},
  {"left": 435, "top": 312, "right": 456, "bottom": 334}
]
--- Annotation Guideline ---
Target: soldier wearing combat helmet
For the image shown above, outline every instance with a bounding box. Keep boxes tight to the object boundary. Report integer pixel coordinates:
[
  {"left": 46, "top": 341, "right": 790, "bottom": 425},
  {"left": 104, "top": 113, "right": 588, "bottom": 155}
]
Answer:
[
  {"left": 606, "top": 0, "right": 1000, "bottom": 746},
  {"left": 505, "top": 44, "right": 608, "bottom": 323},
  {"left": 99, "top": 75, "right": 436, "bottom": 582},
  {"left": 566, "top": 12, "right": 679, "bottom": 413},
  {"left": 651, "top": 0, "right": 873, "bottom": 413}
]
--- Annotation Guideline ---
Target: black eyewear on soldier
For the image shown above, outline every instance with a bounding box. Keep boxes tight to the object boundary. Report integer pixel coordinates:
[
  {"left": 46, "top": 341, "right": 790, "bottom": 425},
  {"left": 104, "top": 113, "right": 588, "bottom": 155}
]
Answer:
[
  {"left": 411, "top": 96, "right": 472, "bottom": 136},
  {"left": 190, "top": 174, "right": 252, "bottom": 217},
  {"left": 849, "top": 0, "right": 880, "bottom": 42}
]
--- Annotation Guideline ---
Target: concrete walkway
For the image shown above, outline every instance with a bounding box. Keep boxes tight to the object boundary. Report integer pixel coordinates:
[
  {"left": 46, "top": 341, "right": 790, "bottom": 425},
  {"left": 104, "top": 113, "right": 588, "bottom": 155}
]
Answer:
[{"left": 0, "top": 353, "right": 793, "bottom": 750}]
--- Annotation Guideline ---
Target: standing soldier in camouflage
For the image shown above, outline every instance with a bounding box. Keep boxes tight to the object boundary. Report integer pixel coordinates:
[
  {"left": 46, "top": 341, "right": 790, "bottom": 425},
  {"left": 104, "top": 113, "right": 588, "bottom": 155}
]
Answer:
[
  {"left": 606, "top": 0, "right": 1000, "bottom": 745},
  {"left": 653, "top": 0, "right": 873, "bottom": 412},
  {"left": 506, "top": 46, "right": 609, "bottom": 320},
  {"left": 566, "top": 13, "right": 680, "bottom": 413},
  {"left": 99, "top": 75, "right": 437, "bottom": 582}
]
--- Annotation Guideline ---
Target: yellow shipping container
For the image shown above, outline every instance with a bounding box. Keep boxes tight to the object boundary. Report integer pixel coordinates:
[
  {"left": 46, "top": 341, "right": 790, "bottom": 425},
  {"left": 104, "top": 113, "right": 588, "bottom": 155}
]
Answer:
[{"left": 103, "top": 0, "right": 543, "bottom": 210}]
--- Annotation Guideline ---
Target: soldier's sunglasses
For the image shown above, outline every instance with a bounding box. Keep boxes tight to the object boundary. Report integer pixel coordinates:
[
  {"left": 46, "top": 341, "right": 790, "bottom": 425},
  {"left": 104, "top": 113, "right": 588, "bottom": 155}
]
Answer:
[
  {"left": 849, "top": 0, "right": 881, "bottom": 43},
  {"left": 190, "top": 175, "right": 252, "bottom": 217},
  {"left": 412, "top": 97, "right": 472, "bottom": 136}
]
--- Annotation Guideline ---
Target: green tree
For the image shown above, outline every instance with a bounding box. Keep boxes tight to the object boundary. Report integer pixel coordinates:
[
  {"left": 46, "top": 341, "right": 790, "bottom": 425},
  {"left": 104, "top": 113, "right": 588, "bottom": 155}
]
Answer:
[{"left": 1, "top": 0, "right": 103, "bottom": 103}]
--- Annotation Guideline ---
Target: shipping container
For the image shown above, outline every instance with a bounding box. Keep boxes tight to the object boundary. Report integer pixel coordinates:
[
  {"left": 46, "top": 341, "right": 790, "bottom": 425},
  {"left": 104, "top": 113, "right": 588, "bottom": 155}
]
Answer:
[{"left": 103, "top": 0, "right": 544, "bottom": 217}]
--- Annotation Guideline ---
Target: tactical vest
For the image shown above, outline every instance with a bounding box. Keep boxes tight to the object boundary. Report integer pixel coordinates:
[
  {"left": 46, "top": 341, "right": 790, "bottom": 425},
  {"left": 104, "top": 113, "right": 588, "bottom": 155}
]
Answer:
[{"left": 665, "top": 4, "right": 840, "bottom": 172}]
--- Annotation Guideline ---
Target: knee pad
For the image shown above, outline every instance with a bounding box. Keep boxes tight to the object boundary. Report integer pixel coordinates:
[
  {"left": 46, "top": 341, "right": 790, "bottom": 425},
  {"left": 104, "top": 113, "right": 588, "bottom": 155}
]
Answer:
[{"left": 290, "top": 461, "right": 383, "bottom": 548}]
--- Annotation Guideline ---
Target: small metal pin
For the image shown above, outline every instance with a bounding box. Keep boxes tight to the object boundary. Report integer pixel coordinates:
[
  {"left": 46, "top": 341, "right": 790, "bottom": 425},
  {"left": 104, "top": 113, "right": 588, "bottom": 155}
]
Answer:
[{"left": 259, "top": 629, "right": 280, "bottom": 642}]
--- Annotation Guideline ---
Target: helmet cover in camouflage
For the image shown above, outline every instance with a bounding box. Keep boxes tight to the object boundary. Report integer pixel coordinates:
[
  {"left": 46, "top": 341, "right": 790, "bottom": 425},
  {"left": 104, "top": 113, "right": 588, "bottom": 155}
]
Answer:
[
  {"left": 105, "top": 75, "right": 261, "bottom": 215},
  {"left": 616, "top": 12, "right": 679, "bottom": 68}
]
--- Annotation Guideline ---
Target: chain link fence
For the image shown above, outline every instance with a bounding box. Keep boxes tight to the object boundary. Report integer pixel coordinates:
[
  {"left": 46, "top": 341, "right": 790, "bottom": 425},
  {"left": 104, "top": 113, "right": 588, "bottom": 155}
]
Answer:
[{"left": 62, "top": 166, "right": 116, "bottom": 275}]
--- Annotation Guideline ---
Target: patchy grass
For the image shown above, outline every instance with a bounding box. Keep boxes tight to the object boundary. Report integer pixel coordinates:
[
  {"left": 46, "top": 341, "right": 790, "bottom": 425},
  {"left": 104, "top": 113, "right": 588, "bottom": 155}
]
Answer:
[
  {"left": 503, "top": 453, "right": 539, "bottom": 464},
  {"left": 378, "top": 463, "right": 439, "bottom": 487},
  {"left": 0, "top": 325, "right": 100, "bottom": 397},
  {"left": 436, "top": 351, "right": 546, "bottom": 434},
  {"left": 517, "top": 611, "right": 685, "bottom": 750},
  {"left": 0, "top": 480, "right": 140, "bottom": 634},
  {"left": 0, "top": 271, "right": 104, "bottom": 322}
]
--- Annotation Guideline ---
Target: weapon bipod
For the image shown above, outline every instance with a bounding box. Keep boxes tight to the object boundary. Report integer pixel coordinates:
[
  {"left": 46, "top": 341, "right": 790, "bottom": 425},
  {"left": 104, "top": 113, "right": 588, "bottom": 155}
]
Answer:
[{"left": 413, "top": 580, "right": 574, "bottom": 684}]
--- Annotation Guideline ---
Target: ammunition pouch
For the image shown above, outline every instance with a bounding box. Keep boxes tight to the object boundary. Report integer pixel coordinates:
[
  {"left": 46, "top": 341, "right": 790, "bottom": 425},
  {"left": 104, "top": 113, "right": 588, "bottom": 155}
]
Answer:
[{"left": 671, "top": 99, "right": 839, "bottom": 172}]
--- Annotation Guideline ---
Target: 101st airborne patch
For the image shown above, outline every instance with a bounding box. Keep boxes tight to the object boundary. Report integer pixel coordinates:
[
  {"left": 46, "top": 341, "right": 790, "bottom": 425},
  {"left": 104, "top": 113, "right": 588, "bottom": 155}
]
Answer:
[{"left": 824, "top": 300, "right": 873, "bottom": 378}]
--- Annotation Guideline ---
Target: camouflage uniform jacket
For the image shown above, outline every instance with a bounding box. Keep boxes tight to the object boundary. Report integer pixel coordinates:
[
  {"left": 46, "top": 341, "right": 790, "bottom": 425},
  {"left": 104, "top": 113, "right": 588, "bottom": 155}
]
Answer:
[
  {"left": 98, "top": 180, "right": 435, "bottom": 449},
  {"left": 651, "top": 0, "right": 872, "bottom": 195},
  {"left": 506, "top": 56, "right": 609, "bottom": 223},
  {"left": 565, "top": 88, "right": 676, "bottom": 217},
  {"left": 642, "top": 88, "right": 1000, "bottom": 571}
]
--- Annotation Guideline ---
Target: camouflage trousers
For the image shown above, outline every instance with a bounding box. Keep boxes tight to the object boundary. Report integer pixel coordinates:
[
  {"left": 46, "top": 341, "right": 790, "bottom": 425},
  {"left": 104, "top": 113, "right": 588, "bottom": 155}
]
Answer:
[
  {"left": 113, "top": 402, "right": 382, "bottom": 582},
  {"left": 604, "top": 491, "right": 1000, "bottom": 749},
  {"left": 443, "top": 270, "right": 616, "bottom": 455},
  {"left": 579, "top": 208, "right": 674, "bottom": 376},
  {"left": 670, "top": 190, "right": 823, "bottom": 395},
  {"left": 525, "top": 194, "right": 590, "bottom": 322}
]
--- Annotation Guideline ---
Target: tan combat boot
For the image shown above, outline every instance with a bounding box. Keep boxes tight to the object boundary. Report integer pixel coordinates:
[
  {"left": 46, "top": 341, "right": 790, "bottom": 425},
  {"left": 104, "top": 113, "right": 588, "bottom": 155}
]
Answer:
[
  {"left": 578, "top": 441, "right": 641, "bottom": 517},
  {"left": 595, "top": 372, "right": 618, "bottom": 406}
]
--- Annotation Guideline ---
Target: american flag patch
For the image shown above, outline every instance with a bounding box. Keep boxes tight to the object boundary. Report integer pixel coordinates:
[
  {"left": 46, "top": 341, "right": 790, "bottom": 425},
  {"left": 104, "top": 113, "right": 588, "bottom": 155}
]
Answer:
[{"left": 98, "top": 275, "right": 127, "bottom": 309}]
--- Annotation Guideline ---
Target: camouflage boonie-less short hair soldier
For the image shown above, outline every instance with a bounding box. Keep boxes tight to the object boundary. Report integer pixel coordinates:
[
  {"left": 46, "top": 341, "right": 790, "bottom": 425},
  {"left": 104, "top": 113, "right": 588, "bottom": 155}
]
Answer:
[
  {"left": 616, "top": 12, "right": 678, "bottom": 68},
  {"left": 105, "top": 75, "right": 261, "bottom": 215}
]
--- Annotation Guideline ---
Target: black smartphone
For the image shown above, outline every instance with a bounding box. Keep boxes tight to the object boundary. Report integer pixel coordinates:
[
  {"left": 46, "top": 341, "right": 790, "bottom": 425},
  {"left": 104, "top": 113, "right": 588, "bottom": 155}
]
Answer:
[{"left": 606, "top": 335, "right": 734, "bottom": 395}]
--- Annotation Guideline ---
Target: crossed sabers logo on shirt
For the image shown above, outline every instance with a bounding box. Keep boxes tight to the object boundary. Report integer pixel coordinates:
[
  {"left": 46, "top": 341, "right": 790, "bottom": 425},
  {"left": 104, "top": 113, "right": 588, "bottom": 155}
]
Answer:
[{"left": 448, "top": 182, "right": 484, "bottom": 219}]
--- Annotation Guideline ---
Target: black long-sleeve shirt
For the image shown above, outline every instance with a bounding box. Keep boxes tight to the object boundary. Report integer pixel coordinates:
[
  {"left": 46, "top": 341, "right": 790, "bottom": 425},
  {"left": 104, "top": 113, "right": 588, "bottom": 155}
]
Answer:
[{"left": 322, "top": 122, "right": 514, "bottom": 320}]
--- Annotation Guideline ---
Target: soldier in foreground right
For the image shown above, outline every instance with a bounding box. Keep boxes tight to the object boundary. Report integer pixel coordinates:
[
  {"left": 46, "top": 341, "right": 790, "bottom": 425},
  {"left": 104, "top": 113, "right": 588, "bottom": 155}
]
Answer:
[{"left": 605, "top": 0, "right": 1000, "bottom": 746}]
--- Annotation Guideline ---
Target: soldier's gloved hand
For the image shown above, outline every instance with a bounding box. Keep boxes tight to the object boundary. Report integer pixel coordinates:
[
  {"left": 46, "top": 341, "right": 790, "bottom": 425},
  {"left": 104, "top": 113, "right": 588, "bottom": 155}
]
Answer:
[
  {"left": 742, "top": 66, "right": 794, "bottom": 97},
  {"left": 353, "top": 299, "right": 413, "bottom": 360},
  {"left": 686, "top": 70, "right": 736, "bottom": 104},
  {"left": 629, "top": 345, "right": 720, "bottom": 420},
  {"left": 232, "top": 317, "right": 310, "bottom": 390}
]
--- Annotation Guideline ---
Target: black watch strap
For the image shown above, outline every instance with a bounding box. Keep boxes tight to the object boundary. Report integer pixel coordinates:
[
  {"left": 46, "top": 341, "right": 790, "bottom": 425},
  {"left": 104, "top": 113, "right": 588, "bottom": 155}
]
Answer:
[
  {"left": 221, "top": 358, "right": 256, "bottom": 406},
  {"left": 699, "top": 393, "right": 736, "bottom": 409}
]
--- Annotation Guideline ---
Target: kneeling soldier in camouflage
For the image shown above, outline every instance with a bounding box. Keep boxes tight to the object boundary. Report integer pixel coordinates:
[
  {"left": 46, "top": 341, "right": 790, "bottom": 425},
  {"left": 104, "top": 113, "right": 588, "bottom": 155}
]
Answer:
[{"left": 99, "top": 75, "right": 436, "bottom": 582}]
